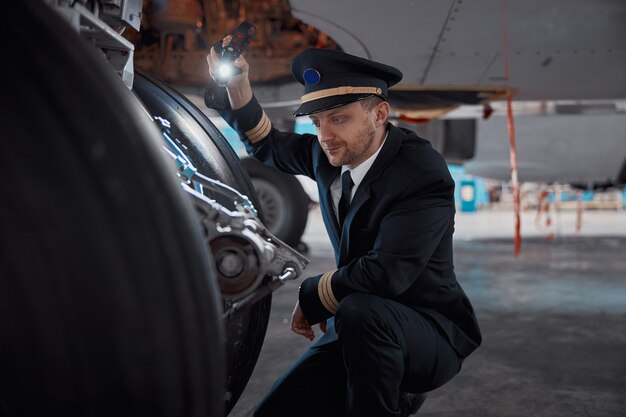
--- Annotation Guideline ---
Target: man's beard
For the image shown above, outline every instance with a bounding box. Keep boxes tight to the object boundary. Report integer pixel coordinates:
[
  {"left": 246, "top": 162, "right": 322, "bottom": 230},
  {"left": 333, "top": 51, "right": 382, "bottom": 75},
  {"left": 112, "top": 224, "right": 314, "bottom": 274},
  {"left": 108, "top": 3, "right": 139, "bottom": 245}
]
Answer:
[{"left": 338, "top": 121, "right": 377, "bottom": 167}]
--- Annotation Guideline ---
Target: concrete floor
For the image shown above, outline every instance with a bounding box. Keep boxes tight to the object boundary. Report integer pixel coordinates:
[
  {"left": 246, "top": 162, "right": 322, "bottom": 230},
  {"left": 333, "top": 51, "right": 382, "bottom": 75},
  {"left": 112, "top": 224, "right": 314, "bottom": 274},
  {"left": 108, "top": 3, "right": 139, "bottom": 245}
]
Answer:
[{"left": 229, "top": 208, "right": 626, "bottom": 417}]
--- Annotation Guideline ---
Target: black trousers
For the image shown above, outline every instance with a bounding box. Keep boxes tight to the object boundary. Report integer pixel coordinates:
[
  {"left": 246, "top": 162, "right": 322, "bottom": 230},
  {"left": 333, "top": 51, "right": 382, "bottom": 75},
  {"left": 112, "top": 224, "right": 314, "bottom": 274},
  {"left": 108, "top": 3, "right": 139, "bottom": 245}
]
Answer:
[{"left": 254, "top": 294, "right": 462, "bottom": 417}]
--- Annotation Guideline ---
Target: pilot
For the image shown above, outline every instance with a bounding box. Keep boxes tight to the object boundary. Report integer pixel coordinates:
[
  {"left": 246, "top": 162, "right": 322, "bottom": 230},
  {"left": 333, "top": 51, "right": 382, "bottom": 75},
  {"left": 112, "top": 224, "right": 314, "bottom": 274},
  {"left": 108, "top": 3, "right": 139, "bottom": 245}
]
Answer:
[{"left": 207, "top": 41, "right": 482, "bottom": 417}]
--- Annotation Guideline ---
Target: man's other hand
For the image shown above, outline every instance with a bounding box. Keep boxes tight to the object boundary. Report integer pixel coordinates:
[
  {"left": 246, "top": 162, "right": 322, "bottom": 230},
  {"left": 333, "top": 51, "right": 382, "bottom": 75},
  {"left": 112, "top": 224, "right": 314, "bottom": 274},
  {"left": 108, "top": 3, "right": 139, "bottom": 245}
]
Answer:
[{"left": 291, "top": 301, "right": 315, "bottom": 341}]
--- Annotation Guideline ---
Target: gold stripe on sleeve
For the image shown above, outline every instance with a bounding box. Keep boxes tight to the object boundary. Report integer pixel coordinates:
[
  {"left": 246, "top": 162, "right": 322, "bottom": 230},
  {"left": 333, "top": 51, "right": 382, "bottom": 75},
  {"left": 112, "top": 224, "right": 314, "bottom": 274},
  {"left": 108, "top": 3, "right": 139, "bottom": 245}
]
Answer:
[
  {"left": 317, "top": 272, "right": 333, "bottom": 313},
  {"left": 245, "top": 111, "right": 272, "bottom": 143},
  {"left": 324, "top": 271, "right": 338, "bottom": 310},
  {"left": 317, "top": 270, "right": 338, "bottom": 314}
]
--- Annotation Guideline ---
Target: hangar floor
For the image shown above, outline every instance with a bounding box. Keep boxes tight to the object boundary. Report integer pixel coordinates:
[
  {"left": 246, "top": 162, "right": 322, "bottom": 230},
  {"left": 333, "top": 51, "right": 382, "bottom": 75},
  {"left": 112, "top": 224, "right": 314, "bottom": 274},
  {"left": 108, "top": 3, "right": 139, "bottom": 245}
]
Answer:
[{"left": 230, "top": 208, "right": 626, "bottom": 417}]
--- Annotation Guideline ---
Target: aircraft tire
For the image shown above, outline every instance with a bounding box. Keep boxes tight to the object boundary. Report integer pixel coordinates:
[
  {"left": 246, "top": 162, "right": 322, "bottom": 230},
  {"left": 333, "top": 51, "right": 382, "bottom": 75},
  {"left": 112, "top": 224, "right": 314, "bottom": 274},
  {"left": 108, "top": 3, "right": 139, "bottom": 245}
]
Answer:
[
  {"left": 132, "top": 72, "right": 273, "bottom": 415},
  {"left": 241, "top": 158, "right": 310, "bottom": 248},
  {"left": 0, "top": 2, "right": 224, "bottom": 416}
]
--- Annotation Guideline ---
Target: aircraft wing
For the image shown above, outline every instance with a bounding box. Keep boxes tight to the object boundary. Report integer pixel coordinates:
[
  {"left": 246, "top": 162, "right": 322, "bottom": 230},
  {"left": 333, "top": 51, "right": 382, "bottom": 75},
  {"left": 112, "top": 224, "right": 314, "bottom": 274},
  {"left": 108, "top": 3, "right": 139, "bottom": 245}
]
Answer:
[{"left": 290, "top": 0, "right": 626, "bottom": 102}]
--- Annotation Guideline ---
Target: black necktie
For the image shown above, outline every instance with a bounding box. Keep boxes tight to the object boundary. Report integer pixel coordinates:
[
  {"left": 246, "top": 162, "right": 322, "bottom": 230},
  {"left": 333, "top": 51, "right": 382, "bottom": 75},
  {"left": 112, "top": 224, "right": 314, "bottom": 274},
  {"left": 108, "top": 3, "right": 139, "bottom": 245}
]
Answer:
[{"left": 338, "top": 170, "right": 354, "bottom": 227}]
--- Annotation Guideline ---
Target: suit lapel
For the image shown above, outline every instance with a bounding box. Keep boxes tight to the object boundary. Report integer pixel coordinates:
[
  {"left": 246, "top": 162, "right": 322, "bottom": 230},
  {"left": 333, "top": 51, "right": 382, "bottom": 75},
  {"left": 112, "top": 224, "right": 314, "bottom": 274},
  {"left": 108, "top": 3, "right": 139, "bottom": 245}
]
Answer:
[{"left": 317, "top": 163, "right": 341, "bottom": 248}]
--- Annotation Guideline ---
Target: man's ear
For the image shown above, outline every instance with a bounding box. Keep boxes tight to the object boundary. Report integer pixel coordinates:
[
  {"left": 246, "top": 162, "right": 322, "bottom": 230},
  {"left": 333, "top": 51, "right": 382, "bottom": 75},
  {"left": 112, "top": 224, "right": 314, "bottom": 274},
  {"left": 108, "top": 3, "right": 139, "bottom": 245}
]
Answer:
[{"left": 375, "top": 101, "right": 390, "bottom": 127}]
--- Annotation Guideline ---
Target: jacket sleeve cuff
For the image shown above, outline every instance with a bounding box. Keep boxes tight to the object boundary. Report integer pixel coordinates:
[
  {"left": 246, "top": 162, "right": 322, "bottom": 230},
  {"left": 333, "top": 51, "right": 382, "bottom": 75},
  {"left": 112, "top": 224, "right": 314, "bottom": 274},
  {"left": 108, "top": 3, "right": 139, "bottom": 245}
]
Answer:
[
  {"left": 217, "top": 95, "right": 272, "bottom": 144},
  {"left": 298, "top": 270, "right": 338, "bottom": 325}
]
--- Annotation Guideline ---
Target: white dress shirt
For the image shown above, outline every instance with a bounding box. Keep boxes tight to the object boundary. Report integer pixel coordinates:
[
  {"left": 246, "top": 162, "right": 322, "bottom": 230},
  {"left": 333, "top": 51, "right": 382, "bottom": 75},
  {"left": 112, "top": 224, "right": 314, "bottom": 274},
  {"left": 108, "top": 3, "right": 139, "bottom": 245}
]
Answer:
[{"left": 330, "top": 132, "right": 388, "bottom": 222}]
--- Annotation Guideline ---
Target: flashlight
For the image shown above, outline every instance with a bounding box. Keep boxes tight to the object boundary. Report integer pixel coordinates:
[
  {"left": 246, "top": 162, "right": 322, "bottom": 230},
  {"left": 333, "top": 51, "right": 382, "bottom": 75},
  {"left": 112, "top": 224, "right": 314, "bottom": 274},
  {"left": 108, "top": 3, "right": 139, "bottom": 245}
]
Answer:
[
  {"left": 218, "top": 61, "right": 234, "bottom": 79},
  {"left": 205, "top": 21, "right": 256, "bottom": 109},
  {"left": 215, "top": 45, "right": 238, "bottom": 84},
  {"left": 213, "top": 22, "right": 256, "bottom": 85}
]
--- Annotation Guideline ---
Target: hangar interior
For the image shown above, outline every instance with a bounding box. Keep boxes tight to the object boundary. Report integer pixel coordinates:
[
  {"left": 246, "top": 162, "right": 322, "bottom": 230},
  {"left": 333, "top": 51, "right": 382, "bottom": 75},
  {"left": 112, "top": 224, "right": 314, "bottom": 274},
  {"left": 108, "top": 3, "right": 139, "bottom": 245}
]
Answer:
[{"left": 1, "top": 1, "right": 624, "bottom": 417}]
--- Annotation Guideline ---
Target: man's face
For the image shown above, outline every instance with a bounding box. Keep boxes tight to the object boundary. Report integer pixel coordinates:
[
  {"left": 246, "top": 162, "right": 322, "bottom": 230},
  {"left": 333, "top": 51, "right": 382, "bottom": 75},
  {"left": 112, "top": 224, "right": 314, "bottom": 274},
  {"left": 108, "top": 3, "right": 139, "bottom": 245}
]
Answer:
[{"left": 309, "top": 101, "right": 382, "bottom": 169}]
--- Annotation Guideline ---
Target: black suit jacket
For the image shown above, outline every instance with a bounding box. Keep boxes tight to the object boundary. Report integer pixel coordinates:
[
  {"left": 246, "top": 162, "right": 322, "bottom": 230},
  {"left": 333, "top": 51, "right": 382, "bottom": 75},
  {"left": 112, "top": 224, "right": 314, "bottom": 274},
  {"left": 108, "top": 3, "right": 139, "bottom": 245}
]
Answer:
[{"left": 219, "top": 97, "right": 481, "bottom": 358}]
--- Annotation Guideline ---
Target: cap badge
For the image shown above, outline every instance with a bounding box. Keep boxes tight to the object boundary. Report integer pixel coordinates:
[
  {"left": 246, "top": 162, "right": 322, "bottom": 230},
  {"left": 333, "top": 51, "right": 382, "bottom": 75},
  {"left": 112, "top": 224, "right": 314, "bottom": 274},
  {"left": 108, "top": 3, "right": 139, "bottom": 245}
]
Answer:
[{"left": 303, "top": 68, "right": 321, "bottom": 85}]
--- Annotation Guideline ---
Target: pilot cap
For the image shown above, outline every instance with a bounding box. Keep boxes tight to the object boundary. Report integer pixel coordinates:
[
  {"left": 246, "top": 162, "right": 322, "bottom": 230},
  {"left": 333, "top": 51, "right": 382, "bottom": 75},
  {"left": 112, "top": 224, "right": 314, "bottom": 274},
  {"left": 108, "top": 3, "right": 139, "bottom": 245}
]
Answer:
[{"left": 291, "top": 48, "right": 403, "bottom": 117}]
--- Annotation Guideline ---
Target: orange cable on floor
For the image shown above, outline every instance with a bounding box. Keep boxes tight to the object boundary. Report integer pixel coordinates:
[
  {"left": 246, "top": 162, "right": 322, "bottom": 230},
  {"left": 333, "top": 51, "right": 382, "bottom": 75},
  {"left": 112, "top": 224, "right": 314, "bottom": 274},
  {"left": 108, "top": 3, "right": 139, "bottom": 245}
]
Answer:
[
  {"left": 501, "top": 0, "right": 522, "bottom": 256},
  {"left": 507, "top": 93, "right": 522, "bottom": 255}
]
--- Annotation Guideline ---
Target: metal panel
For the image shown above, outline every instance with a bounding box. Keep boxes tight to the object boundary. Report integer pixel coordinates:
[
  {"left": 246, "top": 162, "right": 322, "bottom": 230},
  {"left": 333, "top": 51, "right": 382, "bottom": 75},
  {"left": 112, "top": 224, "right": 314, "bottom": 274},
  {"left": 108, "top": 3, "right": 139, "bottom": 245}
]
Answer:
[
  {"left": 289, "top": 0, "right": 626, "bottom": 101},
  {"left": 290, "top": 0, "right": 455, "bottom": 79},
  {"left": 425, "top": 0, "right": 626, "bottom": 99}
]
